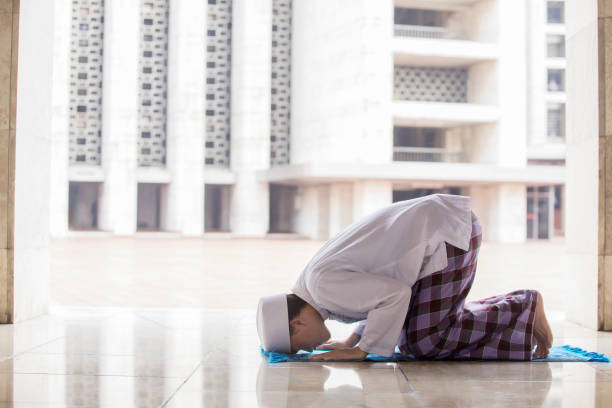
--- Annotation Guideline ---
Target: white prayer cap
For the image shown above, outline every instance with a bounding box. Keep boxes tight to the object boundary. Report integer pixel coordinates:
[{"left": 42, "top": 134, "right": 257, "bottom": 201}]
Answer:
[{"left": 257, "top": 293, "right": 291, "bottom": 353}]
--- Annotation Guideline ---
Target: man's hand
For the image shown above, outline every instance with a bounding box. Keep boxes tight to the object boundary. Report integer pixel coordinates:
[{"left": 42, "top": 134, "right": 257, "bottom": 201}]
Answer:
[
  {"left": 315, "top": 339, "right": 349, "bottom": 350},
  {"left": 316, "top": 333, "right": 361, "bottom": 350},
  {"left": 308, "top": 347, "right": 368, "bottom": 361}
]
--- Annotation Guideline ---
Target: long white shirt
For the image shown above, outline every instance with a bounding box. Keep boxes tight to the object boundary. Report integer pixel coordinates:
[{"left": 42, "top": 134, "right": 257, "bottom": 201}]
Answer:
[{"left": 291, "top": 194, "right": 473, "bottom": 357}]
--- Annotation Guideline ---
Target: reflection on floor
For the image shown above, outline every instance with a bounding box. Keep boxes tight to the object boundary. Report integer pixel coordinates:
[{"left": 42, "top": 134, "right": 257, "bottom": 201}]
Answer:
[{"left": 0, "top": 306, "right": 609, "bottom": 407}]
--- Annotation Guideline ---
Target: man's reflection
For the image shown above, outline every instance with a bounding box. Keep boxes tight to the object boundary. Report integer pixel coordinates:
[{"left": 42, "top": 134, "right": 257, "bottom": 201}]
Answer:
[
  {"left": 256, "top": 360, "right": 417, "bottom": 407},
  {"left": 256, "top": 359, "right": 555, "bottom": 408}
]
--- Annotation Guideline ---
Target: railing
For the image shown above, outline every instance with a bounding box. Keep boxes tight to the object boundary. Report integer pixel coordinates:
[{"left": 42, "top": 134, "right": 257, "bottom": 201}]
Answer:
[
  {"left": 393, "top": 147, "right": 462, "bottom": 163},
  {"left": 393, "top": 24, "right": 457, "bottom": 40}
]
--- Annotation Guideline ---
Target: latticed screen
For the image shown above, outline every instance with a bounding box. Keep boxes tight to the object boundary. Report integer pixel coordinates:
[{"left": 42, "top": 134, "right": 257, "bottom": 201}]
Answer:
[
  {"left": 394, "top": 65, "right": 468, "bottom": 103},
  {"left": 68, "top": 0, "right": 104, "bottom": 165},
  {"left": 205, "top": 0, "right": 232, "bottom": 167},
  {"left": 138, "top": 0, "right": 169, "bottom": 167},
  {"left": 270, "top": 0, "right": 292, "bottom": 166}
]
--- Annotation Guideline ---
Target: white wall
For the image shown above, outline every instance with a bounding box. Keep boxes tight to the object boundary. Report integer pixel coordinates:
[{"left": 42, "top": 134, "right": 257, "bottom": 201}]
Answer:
[
  {"left": 291, "top": 0, "right": 394, "bottom": 166},
  {"left": 455, "top": 0, "right": 498, "bottom": 42}
]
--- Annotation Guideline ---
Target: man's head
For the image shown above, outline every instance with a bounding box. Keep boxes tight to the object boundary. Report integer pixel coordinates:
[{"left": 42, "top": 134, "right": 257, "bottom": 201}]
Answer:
[
  {"left": 286, "top": 294, "right": 330, "bottom": 354},
  {"left": 257, "top": 293, "right": 330, "bottom": 354}
]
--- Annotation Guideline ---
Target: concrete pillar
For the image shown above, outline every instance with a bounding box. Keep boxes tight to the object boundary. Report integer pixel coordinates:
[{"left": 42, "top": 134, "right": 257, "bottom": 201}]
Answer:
[
  {"left": 470, "top": 184, "right": 526, "bottom": 243},
  {"left": 229, "top": 0, "right": 271, "bottom": 236},
  {"left": 4, "top": 0, "right": 53, "bottom": 322},
  {"left": 352, "top": 180, "right": 393, "bottom": 221},
  {"left": 329, "top": 183, "right": 354, "bottom": 238},
  {"left": 295, "top": 185, "right": 330, "bottom": 240},
  {"left": 165, "top": 0, "right": 205, "bottom": 236},
  {"left": 99, "top": 0, "right": 139, "bottom": 235},
  {"left": 49, "top": 0, "right": 71, "bottom": 237},
  {"left": 496, "top": 0, "right": 527, "bottom": 167},
  {"left": 566, "top": 0, "right": 610, "bottom": 329},
  {"left": 526, "top": 0, "right": 548, "bottom": 146}
]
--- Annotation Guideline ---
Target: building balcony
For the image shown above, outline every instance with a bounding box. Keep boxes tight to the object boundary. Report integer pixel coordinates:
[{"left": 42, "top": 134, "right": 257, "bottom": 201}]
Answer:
[
  {"left": 393, "top": 146, "right": 463, "bottom": 163},
  {"left": 394, "top": 24, "right": 459, "bottom": 40},
  {"left": 392, "top": 100, "right": 499, "bottom": 127},
  {"left": 256, "top": 162, "right": 565, "bottom": 186},
  {"left": 392, "top": 36, "right": 498, "bottom": 67}
]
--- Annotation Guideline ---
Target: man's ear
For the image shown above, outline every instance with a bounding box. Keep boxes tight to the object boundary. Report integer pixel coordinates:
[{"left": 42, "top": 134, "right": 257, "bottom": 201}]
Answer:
[{"left": 289, "top": 317, "right": 304, "bottom": 334}]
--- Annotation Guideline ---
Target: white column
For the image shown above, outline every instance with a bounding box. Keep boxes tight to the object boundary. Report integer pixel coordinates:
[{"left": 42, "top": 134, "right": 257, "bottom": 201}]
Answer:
[
  {"left": 328, "top": 183, "right": 354, "bottom": 238},
  {"left": 470, "top": 184, "right": 526, "bottom": 243},
  {"left": 526, "top": 0, "right": 548, "bottom": 146},
  {"left": 49, "top": 0, "right": 71, "bottom": 236},
  {"left": 565, "top": 0, "right": 599, "bottom": 328},
  {"left": 99, "top": 0, "right": 139, "bottom": 235},
  {"left": 229, "top": 0, "right": 271, "bottom": 236},
  {"left": 352, "top": 180, "right": 393, "bottom": 221},
  {"left": 13, "top": 0, "right": 55, "bottom": 320},
  {"left": 496, "top": 0, "right": 527, "bottom": 167},
  {"left": 165, "top": 0, "right": 205, "bottom": 236}
]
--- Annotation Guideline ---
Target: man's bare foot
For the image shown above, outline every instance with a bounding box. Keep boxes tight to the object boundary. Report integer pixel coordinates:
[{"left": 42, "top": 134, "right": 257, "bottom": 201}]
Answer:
[{"left": 533, "top": 291, "right": 553, "bottom": 359}]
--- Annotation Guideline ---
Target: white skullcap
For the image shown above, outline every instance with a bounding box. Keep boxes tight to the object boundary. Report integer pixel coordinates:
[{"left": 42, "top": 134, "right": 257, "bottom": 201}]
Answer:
[{"left": 257, "top": 293, "right": 291, "bottom": 353}]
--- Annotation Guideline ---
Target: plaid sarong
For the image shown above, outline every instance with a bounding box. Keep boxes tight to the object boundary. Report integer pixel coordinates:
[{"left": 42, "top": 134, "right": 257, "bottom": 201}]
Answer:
[{"left": 397, "top": 210, "right": 538, "bottom": 361}]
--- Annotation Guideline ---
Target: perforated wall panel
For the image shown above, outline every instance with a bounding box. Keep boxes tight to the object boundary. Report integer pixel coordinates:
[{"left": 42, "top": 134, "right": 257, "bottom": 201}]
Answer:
[
  {"left": 138, "top": 0, "right": 169, "bottom": 167},
  {"left": 68, "top": 0, "right": 104, "bottom": 165},
  {"left": 394, "top": 65, "right": 468, "bottom": 103},
  {"left": 270, "top": 0, "right": 291, "bottom": 166},
  {"left": 205, "top": 0, "right": 232, "bottom": 167}
]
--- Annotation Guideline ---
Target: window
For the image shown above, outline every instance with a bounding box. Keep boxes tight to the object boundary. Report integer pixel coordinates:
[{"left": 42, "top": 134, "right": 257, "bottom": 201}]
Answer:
[
  {"left": 143, "top": 51, "right": 153, "bottom": 57},
  {"left": 144, "top": 18, "right": 153, "bottom": 25},
  {"left": 394, "top": 7, "right": 446, "bottom": 27},
  {"left": 143, "top": 34, "right": 153, "bottom": 41},
  {"left": 141, "top": 131, "right": 151, "bottom": 138},
  {"left": 78, "top": 56, "right": 88, "bottom": 63},
  {"left": 547, "top": 69, "right": 565, "bottom": 92},
  {"left": 77, "top": 105, "right": 87, "bottom": 113},
  {"left": 79, "top": 23, "right": 89, "bottom": 30},
  {"left": 547, "top": 34, "right": 565, "bottom": 58},
  {"left": 547, "top": 1, "right": 564, "bottom": 24},
  {"left": 78, "top": 39, "right": 88, "bottom": 47},
  {"left": 142, "top": 83, "right": 152, "bottom": 90},
  {"left": 77, "top": 89, "right": 87, "bottom": 96},
  {"left": 547, "top": 103, "right": 565, "bottom": 140}
]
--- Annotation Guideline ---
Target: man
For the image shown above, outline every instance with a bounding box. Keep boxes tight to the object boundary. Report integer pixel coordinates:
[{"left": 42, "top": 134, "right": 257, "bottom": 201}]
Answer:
[{"left": 257, "top": 194, "right": 553, "bottom": 361}]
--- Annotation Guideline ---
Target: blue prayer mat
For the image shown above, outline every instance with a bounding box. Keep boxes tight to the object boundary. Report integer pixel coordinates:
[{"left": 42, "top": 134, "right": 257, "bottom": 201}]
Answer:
[{"left": 260, "top": 345, "right": 610, "bottom": 364}]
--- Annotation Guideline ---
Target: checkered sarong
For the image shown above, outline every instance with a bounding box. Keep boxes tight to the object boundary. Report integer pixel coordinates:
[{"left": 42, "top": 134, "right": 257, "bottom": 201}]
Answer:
[{"left": 397, "top": 211, "right": 538, "bottom": 360}]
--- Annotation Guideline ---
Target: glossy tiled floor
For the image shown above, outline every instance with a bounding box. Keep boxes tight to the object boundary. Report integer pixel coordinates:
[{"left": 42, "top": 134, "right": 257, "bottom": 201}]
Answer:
[
  {"left": 0, "top": 306, "right": 610, "bottom": 407},
  {"left": 21, "top": 236, "right": 607, "bottom": 406}
]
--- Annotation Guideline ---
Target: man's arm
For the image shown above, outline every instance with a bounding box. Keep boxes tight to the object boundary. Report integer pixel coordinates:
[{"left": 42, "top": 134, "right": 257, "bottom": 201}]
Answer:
[{"left": 310, "top": 270, "right": 412, "bottom": 357}]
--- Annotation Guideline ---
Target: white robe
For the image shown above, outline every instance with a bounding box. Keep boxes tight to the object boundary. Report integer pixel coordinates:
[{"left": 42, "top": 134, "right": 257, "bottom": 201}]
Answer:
[{"left": 291, "top": 194, "right": 473, "bottom": 357}]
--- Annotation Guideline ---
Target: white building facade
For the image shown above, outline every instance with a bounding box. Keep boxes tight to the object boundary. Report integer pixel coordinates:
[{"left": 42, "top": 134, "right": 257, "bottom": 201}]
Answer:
[{"left": 50, "top": 0, "right": 566, "bottom": 242}]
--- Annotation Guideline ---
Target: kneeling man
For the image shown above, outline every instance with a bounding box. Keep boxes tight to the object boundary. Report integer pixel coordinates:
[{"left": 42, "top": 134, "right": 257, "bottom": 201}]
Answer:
[{"left": 257, "top": 194, "right": 553, "bottom": 361}]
